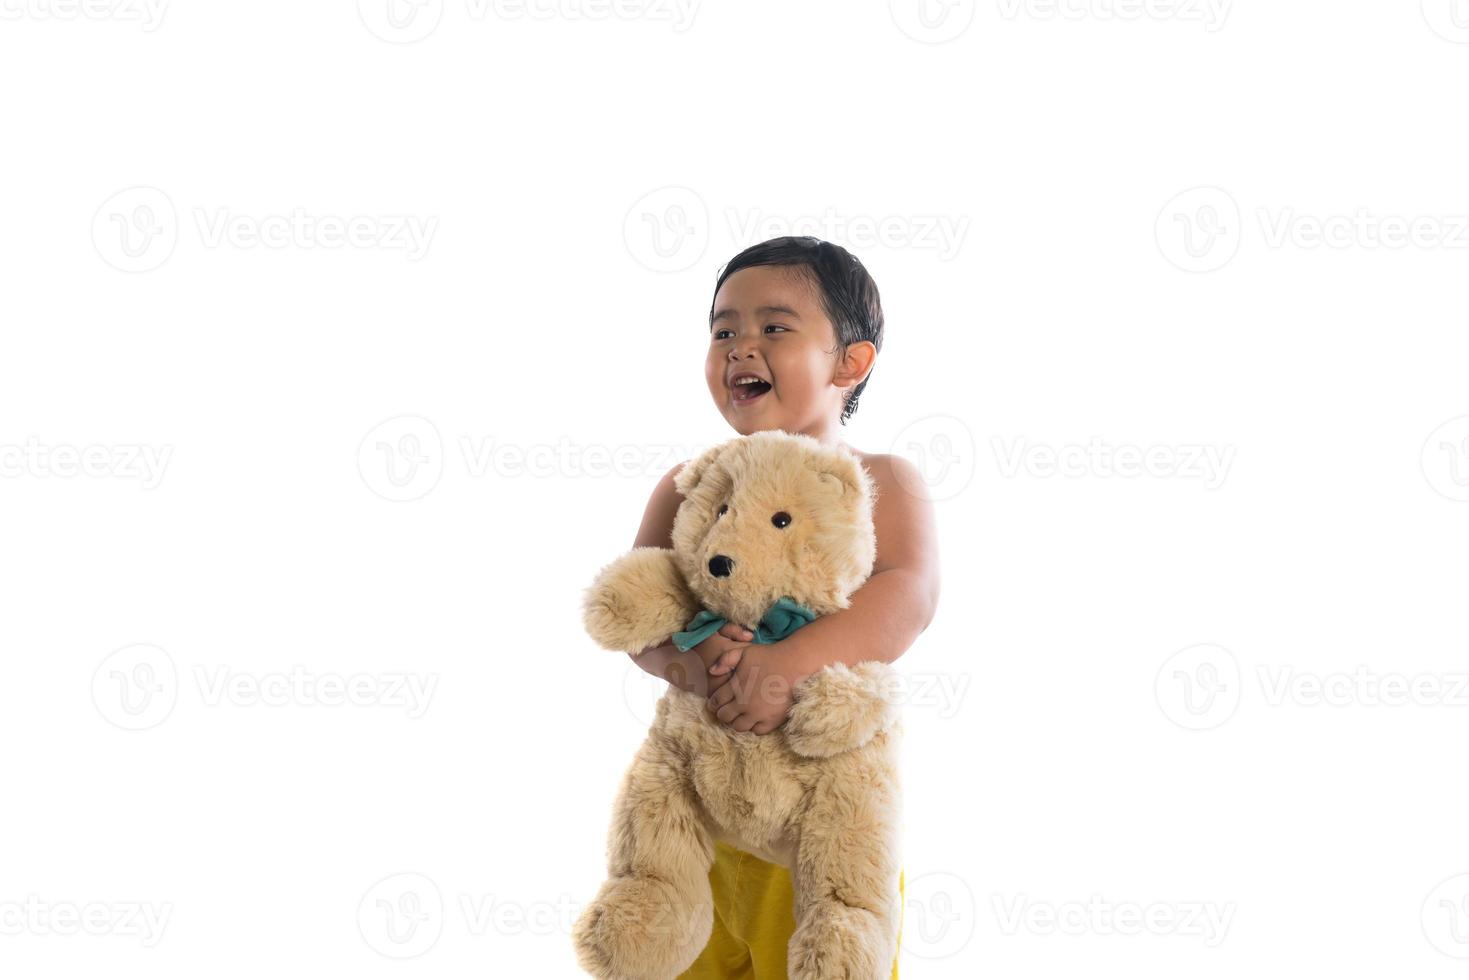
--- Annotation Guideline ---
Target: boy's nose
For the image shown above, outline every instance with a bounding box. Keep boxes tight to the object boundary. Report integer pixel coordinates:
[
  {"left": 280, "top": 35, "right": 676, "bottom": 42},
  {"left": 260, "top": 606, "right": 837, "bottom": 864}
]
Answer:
[{"left": 708, "top": 555, "right": 734, "bottom": 578}]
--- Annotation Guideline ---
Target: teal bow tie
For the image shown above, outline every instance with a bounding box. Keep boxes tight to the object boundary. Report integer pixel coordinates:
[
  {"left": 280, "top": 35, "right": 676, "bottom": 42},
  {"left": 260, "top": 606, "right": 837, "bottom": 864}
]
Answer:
[{"left": 670, "top": 596, "right": 817, "bottom": 652}]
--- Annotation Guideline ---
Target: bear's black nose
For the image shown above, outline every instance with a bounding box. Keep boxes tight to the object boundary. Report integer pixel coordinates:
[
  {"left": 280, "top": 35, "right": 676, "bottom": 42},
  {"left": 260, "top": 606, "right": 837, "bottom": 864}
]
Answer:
[{"left": 708, "top": 555, "right": 734, "bottom": 578}]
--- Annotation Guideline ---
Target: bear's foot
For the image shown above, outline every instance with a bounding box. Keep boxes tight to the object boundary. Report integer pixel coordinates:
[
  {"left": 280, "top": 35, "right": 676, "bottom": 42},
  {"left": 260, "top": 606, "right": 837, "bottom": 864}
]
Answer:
[
  {"left": 572, "top": 874, "right": 712, "bottom": 980},
  {"left": 788, "top": 899, "right": 894, "bottom": 980}
]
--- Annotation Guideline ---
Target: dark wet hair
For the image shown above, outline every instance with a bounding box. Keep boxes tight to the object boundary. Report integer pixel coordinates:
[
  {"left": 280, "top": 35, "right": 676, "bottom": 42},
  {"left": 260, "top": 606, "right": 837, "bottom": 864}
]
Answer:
[{"left": 708, "top": 236, "right": 884, "bottom": 425}]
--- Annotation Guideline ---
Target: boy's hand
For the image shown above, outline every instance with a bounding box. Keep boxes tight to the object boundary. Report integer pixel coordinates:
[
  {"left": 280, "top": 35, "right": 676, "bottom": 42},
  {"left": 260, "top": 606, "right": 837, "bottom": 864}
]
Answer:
[
  {"left": 692, "top": 622, "right": 754, "bottom": 673},
  {"left": 706, "top": 643, "right": 799, "bottom": 736}
]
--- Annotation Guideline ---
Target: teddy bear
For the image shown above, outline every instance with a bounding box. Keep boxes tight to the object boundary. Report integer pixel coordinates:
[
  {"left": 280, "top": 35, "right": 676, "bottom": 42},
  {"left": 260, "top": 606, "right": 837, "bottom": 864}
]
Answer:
[{"left": 571, "top": 429, "right": 903, "bottom": 980}]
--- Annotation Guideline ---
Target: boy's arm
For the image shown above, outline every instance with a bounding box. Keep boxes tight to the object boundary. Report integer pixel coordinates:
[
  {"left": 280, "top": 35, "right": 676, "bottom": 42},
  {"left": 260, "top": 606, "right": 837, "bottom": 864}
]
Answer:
[
  {"left": 706, "top": 454, "right": 940, "bottom": 737},
  {"left": 778, "top": 454, "right": 941, "bottom": 679}
]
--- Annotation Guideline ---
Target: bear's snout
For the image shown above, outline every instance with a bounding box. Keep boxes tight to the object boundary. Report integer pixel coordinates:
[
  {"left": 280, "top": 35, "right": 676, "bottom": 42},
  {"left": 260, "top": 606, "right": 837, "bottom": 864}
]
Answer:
[{"left": 708, "top": 555, "right": 734, "bottom": 578}]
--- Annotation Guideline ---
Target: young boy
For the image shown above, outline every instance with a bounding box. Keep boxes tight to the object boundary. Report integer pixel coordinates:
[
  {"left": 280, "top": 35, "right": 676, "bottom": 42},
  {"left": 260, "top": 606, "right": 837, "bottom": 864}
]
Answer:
[{"left": 627, "top": 236, "right": 941, "bottom": 979}]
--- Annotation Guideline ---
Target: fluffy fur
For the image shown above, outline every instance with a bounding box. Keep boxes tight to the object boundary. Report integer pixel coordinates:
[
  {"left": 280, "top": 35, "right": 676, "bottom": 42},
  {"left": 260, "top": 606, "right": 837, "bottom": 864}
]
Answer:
[{"left": 573, "top": 430, "right": 903, "bottom": 980}]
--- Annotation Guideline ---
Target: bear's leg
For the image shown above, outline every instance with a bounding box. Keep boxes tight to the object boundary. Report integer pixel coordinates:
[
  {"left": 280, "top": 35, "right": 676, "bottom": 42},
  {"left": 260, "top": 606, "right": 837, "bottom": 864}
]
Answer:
[
  {"left": 572, "top": 734, "right": 716, "bottom": 980},
  {"left": 786, "top": 764, "right": 901, "bottom": 980}
]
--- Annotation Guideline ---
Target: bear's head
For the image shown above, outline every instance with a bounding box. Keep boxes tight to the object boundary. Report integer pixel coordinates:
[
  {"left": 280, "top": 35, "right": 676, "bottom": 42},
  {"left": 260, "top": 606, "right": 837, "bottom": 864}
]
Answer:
[{"left": 671, "top": 430, "right": 878, "bottom": 631}]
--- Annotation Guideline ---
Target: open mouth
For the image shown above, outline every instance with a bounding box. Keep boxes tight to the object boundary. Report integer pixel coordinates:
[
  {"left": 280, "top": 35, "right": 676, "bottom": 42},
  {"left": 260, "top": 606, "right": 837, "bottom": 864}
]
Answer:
[{"left": 732, "top": 379, "right": 773, "bottom": 404}]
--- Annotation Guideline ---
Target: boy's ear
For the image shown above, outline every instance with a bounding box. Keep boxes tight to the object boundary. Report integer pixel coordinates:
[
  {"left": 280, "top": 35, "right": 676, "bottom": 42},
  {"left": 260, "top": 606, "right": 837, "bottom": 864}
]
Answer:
[
  {"left": 674, "top": 441, "right": 729, "bottom": 498},
  {"left": 834, "top": 340, "right": 877, "bottom": 390}
]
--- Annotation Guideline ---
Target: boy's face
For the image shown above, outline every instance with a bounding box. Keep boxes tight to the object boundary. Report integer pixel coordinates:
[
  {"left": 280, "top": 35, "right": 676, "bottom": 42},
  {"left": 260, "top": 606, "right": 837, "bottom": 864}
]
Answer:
[{"left": 705, "top": 265, "right": 845, "bottom": 437}]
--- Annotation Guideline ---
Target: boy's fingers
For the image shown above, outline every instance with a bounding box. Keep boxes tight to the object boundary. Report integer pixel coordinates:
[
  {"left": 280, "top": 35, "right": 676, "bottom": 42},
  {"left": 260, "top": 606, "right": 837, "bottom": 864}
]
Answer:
[{"left": 709, "top": 648, "right": 742, "bottom": 675}]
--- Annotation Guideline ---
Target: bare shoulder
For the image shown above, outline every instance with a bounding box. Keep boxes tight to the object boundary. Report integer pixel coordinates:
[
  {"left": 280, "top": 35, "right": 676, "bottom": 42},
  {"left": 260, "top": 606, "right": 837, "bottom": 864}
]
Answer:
[
  {"left": 850, "top": 450, "right": 927, "bottom": 501},
  {"left": 847, "top": 450, "right": 939, "bottom": 584}
]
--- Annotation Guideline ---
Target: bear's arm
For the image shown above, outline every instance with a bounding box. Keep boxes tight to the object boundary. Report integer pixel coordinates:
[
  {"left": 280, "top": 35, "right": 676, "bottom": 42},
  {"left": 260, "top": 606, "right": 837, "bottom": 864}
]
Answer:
[{"left": 582, "top": 547, "right": 701, "bottom": 656}]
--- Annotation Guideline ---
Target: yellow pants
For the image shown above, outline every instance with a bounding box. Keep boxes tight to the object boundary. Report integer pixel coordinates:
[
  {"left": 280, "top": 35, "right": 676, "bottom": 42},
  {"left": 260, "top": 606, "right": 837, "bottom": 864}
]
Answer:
[{"left": 678, "top": 841, "right": 903, "bottom": 979}]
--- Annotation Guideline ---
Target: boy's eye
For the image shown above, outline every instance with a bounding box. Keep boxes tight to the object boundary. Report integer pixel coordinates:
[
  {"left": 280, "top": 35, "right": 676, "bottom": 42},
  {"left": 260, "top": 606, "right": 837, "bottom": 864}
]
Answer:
[
  {"left": 713, "top": 329, "right": 733, "bottom": 340},
  {"left": 764, "top": 324, "right": 787, "bottom": 333},
  {"left": 771, "top": 511, "right": 791, "bottom": 528}
]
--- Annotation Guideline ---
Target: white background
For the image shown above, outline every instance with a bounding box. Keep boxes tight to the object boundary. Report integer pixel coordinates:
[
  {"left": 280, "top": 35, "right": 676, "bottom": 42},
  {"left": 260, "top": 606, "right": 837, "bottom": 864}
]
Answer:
[{"left": 3, "top": 1, "right": 1468, "bottom": 977}]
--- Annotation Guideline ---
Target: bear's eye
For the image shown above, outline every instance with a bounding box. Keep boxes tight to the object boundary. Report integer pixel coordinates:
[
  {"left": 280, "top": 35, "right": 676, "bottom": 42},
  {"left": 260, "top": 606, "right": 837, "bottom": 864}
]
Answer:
[
  {"left": 718, "top": 503, "right": 728, "bottom": 517},
  {"left": 771, "top": 511, "right": 791, "bottom": 529}
]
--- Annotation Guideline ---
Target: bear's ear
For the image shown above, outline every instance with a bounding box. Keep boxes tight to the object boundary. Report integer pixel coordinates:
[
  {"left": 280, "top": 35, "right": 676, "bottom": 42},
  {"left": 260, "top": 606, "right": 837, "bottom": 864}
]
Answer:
[
  {"left": 816, "top": 449, "right": 872, "bottom": 500},
  {"left": 674, "top": 440, "right": 729, "bottom": 499}
]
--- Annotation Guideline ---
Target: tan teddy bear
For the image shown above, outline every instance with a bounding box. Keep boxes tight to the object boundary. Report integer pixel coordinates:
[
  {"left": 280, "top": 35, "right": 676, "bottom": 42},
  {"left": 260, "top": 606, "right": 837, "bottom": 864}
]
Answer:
[{"left": 572, "top": 429, "right": 903, "bottom": 980}]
